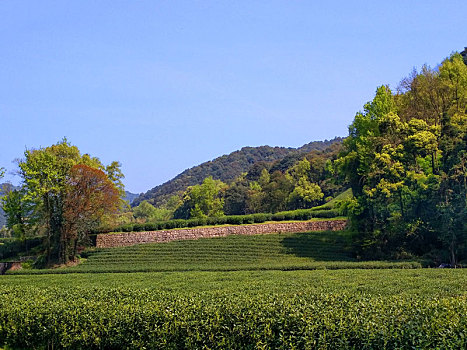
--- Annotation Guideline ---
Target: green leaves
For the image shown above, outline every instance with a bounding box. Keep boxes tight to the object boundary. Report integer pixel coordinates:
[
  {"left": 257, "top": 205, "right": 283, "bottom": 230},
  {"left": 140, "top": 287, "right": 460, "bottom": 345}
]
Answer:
[
  {"left": 338, "top": 52, "right": 467, "bottom": 262},
  {"left": 174, "top": 177, "right": 227, "bottom": 219},
  {"left": 14, "top": 139, "right": 124, "bottom": 264}
]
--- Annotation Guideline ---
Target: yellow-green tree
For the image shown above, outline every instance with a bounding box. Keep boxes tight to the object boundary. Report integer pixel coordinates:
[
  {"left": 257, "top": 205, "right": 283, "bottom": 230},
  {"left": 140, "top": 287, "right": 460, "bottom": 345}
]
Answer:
[
  {"left": 174, "top": 177, "right": 227, "bottom": 219},
  {"left": 17, "top": 139, "right": 124, "bottom": 264}
]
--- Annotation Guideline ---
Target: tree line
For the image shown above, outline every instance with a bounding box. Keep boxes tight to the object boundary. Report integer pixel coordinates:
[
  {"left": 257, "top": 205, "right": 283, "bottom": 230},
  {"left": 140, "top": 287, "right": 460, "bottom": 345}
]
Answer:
[
  {"left": 338, "top": 52, "right": 467, "bottom": 264},
  {"left": 132, "top": 139, "right": 343, "bottom": 207}
]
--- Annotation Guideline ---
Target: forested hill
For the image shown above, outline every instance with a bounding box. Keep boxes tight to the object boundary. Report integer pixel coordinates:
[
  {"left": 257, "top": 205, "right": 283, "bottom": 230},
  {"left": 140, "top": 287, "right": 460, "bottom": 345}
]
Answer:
[{"left": 133, "top": 138, "right": 343, "bottom": 207}]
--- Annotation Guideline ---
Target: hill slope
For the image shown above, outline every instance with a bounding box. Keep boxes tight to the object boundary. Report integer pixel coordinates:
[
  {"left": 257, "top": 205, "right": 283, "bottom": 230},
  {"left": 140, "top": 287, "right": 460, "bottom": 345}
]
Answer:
[{"left": 133, "top": 138, "right": 343, "bottom": 207}]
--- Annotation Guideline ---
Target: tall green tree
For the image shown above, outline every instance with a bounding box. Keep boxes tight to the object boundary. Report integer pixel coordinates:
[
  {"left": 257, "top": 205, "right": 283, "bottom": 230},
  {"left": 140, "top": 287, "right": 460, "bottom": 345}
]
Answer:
[
  {"left": 286, "top": 158, "right": 324, "bottom": 209},
  {"left": 133, "top": 200, "right": 172, "bottom": 222},
  {"left": 17, "top": 139, "right": 123, "bottom": 264},
  {"left": 174, "top": 177, "right": 227, "bottom": 219}
]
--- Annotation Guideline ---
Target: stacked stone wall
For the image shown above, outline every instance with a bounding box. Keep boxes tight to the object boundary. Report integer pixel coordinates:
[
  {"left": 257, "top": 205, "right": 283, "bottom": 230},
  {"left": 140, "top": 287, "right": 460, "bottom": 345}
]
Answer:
[{"left": 96, "top": 220, "right": 348, "bottom": 248}]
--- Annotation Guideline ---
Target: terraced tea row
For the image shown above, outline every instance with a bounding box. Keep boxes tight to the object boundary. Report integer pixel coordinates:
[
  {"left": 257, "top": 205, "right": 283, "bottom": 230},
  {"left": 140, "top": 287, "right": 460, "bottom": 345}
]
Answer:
[{"left": 11, "top": 230, "right": 421, "bottom": 274}]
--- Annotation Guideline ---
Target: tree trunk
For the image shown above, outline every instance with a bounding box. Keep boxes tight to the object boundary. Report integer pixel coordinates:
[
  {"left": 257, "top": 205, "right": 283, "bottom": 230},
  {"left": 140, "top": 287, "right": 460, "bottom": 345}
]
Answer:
[{"left": 450, "top": 233, "right": 456, "bottom": 267}]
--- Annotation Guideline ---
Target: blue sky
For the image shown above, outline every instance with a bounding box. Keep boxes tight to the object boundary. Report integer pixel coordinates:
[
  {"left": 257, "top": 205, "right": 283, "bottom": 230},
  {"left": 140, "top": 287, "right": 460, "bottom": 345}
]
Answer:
[{"left": 1, "top": 1, "right": 466, "bottom": 193}]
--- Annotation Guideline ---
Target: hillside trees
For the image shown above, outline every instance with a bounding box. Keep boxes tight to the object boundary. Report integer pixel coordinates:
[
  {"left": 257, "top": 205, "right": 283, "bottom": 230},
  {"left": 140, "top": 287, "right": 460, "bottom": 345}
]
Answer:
[
  {"left": 338, "top": 53, "right": 467, "bottom": 263},
  {"left": 223, "top": 175, "right": 250, "bottom": 215},
  {"left": 173, "top": 177, "right": 227, "bottom": 219},
  {"left": 286, "top": 158, "right": 324, "bottom": 209},
  {"left": 133, "top": 139, "right": 343, "bottom": 207},
  {"left": 14, "top": 139, "right": 123, "bottom": 264},
  {"left": 133, "top": 200, "right": 172, "bottom": 222}
]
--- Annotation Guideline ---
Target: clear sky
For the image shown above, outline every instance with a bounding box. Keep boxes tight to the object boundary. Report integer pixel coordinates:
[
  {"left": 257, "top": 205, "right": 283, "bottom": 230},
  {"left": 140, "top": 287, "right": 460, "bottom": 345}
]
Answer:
[{"left": 1, "top": 1, "right": 465, "bottom": 193}]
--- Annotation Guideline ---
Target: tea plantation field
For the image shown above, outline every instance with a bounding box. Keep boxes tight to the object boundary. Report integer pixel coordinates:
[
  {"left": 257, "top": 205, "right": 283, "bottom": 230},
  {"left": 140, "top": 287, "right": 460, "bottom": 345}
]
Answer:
[
  {"left": 1, "top": 230, "right": 466, "bottom": 349},
  {"left": 1, "top": 269, "right": 467, "bottom": 349}
]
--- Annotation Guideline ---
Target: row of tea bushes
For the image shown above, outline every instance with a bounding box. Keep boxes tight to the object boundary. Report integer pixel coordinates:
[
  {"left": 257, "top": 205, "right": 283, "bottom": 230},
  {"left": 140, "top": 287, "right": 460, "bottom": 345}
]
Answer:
[{"left": 0, "top": 286, "right": 465, "bottom": 349}]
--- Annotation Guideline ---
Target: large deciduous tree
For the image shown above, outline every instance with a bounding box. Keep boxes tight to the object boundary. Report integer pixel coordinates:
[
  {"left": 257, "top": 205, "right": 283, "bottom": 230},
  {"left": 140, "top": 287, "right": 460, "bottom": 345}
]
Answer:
[
  {"left": 62, "top": 164, "right": 120, "bottom": 262},
  {"left": 16, "top": 139, "right": 123, "bottom": 264},
  {"left": 1, "top": 188, "right": 37, "bottom": 241}
]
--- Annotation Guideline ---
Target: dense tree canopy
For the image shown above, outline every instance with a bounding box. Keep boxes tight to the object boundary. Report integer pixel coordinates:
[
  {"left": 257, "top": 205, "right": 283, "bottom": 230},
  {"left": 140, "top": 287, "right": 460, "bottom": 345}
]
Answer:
[
  {"left": 174, "top": 177, "right": 227, "bottom": 219},
  {"left": 8, "top": 139, "right": 124, "bottom": 264},
  {"left": 338, "top": 53, "right": 467, "bottom": 264},
  {"left": 62, "top": 164, "right": 120, "bottom": 261}
]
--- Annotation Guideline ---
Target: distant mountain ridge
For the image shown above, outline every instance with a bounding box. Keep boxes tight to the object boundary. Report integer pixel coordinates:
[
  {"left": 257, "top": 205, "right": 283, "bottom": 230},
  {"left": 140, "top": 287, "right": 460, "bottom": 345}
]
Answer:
[
  {"left": 124, "top": 191, "right": 139, "bottom": 205},
  {"left": 133, "top": 138, "right": 343, "bottom": 207}
]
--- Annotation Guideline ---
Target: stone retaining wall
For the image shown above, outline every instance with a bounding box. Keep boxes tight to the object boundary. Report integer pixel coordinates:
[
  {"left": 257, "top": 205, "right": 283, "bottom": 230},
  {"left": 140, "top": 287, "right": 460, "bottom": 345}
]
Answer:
[{"left": 96, "top": 220, "right": 348, "bottom": 248}]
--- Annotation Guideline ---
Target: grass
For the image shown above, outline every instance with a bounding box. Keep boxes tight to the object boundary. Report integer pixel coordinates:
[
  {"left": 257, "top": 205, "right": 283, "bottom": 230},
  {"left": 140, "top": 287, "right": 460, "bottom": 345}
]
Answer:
[{"left": 311, "top": 188, "right": 353, "bottom": 210}]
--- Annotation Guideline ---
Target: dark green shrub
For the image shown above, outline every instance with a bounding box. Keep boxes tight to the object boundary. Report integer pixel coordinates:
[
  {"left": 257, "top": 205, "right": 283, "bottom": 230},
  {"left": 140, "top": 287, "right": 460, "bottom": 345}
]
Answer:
[
  {"left": 251, "top": 213, "right": 271, "bottom": 223},
  {"left": 173, "top": 219, "right": 187, "bottom": 228},
  {"left": 271, "top": 214, "right": 285, "bottom": 221},
  {"left": 121, "top": 224, "right": 134, "bottom": 232},
  {"left": 132, "top": 223, "right": 145, "bottom": 232},
  {"left": 312, "top": 209, "right": 340, "bottom": 218},
  {"left": 187, "top": 219, "right": 200, "bottom": 227},
  {"left": 0, "top": 236, "right": 44, "bottom": 260},
  {"left": 243, "top": 215, "right": 254, "bottom": 224},
  {"left": 144, "top": 223, "right": 159, "bottom": 231},
  {"left": 206, "top": 217, "right": 219, "bottom": 225},
  {"left": 162, "top": 221, "right": 174, "bottom": 229},
  {"left": 225, "top": 216, "right": 244, "bottom": 225}
]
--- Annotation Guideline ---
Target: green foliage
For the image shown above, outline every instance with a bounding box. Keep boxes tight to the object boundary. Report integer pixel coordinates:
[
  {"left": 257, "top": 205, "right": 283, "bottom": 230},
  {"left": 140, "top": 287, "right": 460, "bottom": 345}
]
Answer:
[
  {"left": 16, "top": 139, "right": 123, "bottom": 264},
  {"left": 111, "top": 208, "right": 343, "bottom": 233},
  {"left": 133, "top": 200, "right": 172, "bottom": 222},
  {"left": 159, "top": 142, "right": 344, "bottom": 219},
  {"left": 1, "top": 190, "right": 30, "bottom": 240},
  {"left": 105, "top": 161, "right": 125, "bottom": 196},
  {"left": 10, "top": 230, "right": 423, "bottom": 275},
  {"left": 0, "top": 236, "right": 43, "bottom": 260},
  {"left": 338, "top": 52, "right": 467, "bottom": 263},
  {"left": 173, "top": 177, "right": 227, "bottom": 219}
]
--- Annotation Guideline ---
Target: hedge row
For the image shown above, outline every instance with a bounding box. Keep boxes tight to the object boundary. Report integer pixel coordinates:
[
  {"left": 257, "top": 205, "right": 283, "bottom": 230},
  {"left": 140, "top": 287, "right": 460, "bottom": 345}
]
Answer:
[
  {"left": 100, "top": 209, "right": 342, "bottom": 233},
  {"left": 0, "top": 236, "right": 44, "bottom": 260}
]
